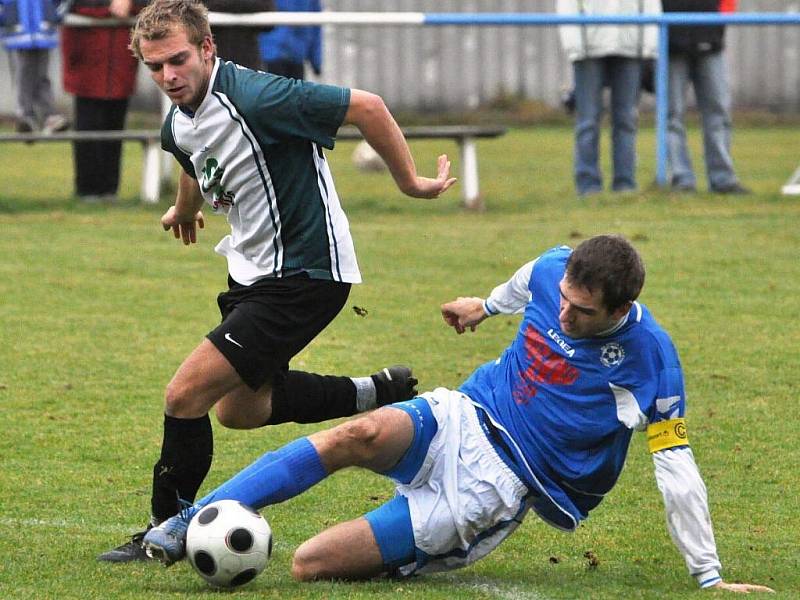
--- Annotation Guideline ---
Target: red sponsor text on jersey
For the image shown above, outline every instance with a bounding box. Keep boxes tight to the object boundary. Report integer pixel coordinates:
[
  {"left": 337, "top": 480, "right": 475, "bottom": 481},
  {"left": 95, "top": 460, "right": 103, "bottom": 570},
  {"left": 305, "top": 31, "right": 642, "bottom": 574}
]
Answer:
[{"left": 513, "top": 326, "right": 579, "bottom": 405}]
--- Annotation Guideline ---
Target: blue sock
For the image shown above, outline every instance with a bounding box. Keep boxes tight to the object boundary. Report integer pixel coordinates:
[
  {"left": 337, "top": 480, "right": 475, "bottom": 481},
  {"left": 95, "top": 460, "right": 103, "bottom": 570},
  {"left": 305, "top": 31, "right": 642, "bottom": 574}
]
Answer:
[{"left": 193, "top": 437, "right": 328, "bottom": 514}]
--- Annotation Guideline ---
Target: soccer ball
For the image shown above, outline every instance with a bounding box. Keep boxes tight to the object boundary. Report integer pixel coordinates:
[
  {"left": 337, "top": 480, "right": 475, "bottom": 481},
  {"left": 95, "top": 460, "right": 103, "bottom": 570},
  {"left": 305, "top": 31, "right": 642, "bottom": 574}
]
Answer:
[
  {"left": 186, "top": 500, "right": 273, "bottom": 588},
  {"left": 351, "top": 140, "right": 387, "bottom": 172}
]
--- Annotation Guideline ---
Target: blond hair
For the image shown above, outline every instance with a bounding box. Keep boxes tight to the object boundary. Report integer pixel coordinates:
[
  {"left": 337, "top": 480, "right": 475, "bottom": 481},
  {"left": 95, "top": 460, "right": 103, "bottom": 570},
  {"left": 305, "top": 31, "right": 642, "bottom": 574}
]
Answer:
[{"left": 130, "top": 0, "right": 212, "bottom": 60}]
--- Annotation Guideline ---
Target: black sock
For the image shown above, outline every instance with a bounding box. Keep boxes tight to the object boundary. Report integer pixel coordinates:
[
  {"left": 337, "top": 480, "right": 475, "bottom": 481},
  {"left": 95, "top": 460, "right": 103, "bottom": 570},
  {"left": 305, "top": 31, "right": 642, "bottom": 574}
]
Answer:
[
  {"left": 265, "top": 370, "right": 357, "bottom": 425},
  {"left": 151, "top": 414, "right": 213, "bottom": 522}
]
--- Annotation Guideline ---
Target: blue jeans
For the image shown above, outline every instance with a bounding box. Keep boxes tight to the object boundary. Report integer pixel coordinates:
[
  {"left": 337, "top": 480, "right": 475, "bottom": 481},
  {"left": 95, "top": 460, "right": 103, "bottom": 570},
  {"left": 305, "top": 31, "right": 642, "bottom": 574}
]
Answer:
[
  {"left": 667, "top": 50, "right": 738, "bottom": 191},
  {"left": 572, "top": 56, "right": 642, "bottom": 195}
]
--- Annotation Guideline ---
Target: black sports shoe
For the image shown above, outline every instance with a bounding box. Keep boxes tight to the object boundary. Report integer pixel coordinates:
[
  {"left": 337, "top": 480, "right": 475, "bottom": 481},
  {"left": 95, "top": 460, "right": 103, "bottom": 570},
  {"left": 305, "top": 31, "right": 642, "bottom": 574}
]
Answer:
[
  {"left": 97, "top": 529, "right": 153, "bottom": 563},
  {"left": 372, "top": 366, "right": 418, "bottom": 407}
]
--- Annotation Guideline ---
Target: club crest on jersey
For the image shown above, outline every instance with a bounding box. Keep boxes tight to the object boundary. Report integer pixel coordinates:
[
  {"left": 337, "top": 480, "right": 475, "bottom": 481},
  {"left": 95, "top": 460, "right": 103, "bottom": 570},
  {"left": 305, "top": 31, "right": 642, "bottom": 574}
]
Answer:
[
  {"left": 200, "top": 157, "right": 236, "bottom": 210},
  {"left": 600, "top": 342, "right": 625, "bottom": 367}
]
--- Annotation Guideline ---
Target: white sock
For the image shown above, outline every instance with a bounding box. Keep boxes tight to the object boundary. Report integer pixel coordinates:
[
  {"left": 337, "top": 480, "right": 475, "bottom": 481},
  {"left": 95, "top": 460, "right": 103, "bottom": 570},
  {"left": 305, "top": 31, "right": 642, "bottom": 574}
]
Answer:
[{"left": 351, "top": 376, "right": 377, "bottom": 412}]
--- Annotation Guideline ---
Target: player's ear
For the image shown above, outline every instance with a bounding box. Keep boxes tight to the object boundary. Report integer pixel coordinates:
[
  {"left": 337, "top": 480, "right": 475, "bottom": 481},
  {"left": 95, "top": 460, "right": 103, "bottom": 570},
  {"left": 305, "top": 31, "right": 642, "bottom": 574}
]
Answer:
[
  {"left": 201, "top": 35, "right": 215, "bottom": 61},
  {"left": 611, "top": 301, "right": 633, "bottom": 320}
]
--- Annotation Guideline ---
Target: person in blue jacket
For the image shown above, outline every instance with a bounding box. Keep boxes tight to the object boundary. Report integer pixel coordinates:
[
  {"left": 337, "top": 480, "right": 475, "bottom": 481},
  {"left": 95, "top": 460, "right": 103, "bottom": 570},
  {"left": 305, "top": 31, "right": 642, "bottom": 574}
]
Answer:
[
  {"left": 259, "top": 0, "right": 320, "bottom": 80},
  {"left": 0, "top": 0, "right": 68, "bottom": 132}
]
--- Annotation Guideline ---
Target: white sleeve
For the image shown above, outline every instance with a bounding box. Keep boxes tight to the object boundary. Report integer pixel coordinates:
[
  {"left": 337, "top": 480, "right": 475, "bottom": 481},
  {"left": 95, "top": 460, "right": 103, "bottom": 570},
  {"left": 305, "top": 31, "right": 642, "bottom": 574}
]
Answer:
[
  {"left": 653, "top": 446, "right": 722, "bottom": 588},
  {"left": 483, "top": 260, "right": 535, "bottom": 316}
]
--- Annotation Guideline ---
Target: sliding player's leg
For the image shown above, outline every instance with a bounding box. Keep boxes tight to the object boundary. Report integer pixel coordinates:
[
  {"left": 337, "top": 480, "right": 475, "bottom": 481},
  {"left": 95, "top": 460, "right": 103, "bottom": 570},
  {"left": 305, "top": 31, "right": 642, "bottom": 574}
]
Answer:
[
  {"left": 292, "top": 391, "right": 534, "bottom": 581},
  {"left": 144, "top": 405, "right": 416, "bottom": 565}
]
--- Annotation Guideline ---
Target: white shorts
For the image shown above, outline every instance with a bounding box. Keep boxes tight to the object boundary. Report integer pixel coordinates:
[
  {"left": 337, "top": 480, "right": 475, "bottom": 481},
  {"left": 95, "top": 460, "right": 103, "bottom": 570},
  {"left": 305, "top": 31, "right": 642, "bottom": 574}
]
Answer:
[{"left": 393, "top": 388, "right": 531, "bottom": 576}]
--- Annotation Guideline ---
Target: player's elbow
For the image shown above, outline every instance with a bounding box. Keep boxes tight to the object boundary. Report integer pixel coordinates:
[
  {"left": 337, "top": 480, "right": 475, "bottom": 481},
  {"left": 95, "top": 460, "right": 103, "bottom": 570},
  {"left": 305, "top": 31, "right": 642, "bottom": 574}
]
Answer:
[{"left": 346, "top": 89, "right": 388, "bottom": 127}]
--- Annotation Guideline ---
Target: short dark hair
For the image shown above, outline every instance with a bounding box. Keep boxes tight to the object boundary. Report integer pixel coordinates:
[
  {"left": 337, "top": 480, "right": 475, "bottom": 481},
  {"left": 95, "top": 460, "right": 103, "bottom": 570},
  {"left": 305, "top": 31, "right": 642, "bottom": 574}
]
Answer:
[
  {"left": 565, "top": 234, "right": 645, "bottom": 313},
  {"left": 130, "top": 0, "right": 212, "bottom": 61}
]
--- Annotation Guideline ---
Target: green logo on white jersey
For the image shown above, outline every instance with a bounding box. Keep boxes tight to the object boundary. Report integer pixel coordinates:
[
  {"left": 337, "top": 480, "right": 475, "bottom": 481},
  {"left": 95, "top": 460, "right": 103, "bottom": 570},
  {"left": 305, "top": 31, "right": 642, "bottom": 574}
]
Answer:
[{"left": 201, "top": 157, "right": 235, "bottom": 209}]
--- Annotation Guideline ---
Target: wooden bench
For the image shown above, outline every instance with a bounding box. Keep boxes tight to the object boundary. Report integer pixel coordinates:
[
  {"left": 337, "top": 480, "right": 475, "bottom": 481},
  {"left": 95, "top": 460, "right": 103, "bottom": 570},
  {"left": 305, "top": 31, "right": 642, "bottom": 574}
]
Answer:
[
  {"left": 338, "top": 125, "right": 507, "bottom": 209},
  {"left": 0, "top": 124, "right": 506, "bottom": 209}
]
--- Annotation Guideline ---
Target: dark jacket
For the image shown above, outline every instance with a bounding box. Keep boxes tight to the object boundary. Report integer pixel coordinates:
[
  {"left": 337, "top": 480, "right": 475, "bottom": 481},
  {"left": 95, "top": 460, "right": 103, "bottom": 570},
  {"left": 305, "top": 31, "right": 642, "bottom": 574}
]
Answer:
[
  {"left": 663, "top": 0, "right": 725, "bottom": 56},
  {"left": 204, "top": 0, "right": 274, "bottom": 70},
  {"left": 61, "top": 0, "right": 148, "bottom": 99}
]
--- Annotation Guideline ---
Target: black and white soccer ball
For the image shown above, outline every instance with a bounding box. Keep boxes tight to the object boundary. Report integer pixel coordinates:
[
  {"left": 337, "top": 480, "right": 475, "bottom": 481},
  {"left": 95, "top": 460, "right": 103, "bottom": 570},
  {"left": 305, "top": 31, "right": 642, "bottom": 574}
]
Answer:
[{"left": 186, "top": 500, "right": 273, "bottom": 588}]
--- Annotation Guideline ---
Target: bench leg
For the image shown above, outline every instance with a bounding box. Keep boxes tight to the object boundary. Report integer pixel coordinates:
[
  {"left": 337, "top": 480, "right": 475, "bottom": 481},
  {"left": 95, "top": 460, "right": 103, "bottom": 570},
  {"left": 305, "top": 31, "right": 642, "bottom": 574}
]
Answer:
[
  {"left": 459, "top": 136, "right": 483, "bottom": 210},
  {"left": 160, "top": 148, "right": 174, "bottom": 187},
  {"left": 782, "top": 164, "right": 800, "bottom": 195},
  {"left": 141, "top": 140, "right": 162, "bottom": 204}
]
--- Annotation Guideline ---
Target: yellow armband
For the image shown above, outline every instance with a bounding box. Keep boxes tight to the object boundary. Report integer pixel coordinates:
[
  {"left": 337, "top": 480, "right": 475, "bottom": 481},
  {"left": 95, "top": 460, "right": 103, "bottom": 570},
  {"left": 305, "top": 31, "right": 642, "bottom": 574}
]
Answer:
[{"left": 646, "top": 418, "right": 689, "bottom": 453}]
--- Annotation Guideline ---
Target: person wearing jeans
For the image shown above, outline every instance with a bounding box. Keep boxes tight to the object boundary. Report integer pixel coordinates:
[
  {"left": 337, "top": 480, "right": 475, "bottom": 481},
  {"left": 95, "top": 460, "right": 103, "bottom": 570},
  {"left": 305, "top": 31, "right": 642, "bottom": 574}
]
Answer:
[
  {"left": 573, "top": 56, "right": 642, "bottom": 194},
  {"left": 664, "top": 0, "right": 749, "bottom": 194},
  {"left": 558, "top": 0, "right": 660, "bottom": 196}
]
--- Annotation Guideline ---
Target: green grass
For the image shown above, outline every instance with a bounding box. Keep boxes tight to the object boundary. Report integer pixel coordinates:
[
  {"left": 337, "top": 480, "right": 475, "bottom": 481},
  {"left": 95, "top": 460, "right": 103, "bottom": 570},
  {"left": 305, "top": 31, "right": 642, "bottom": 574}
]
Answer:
[{"left": 0, "top": 125, "right": 798, "bottom": 599}]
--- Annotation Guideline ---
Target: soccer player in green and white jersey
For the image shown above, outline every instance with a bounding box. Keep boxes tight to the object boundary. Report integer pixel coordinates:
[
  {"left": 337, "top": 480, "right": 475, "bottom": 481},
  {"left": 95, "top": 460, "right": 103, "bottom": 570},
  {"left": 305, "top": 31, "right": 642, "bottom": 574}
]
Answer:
[{"left": 98, "top": 0, "right": 455, "bottom": 562}]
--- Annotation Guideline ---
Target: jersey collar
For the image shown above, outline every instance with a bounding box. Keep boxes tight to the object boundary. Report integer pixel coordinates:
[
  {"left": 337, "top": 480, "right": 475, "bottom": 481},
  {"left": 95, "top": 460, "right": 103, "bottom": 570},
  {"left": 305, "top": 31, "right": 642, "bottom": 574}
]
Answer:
[{"left": 178, "top": 57, "right": 221, "bottom": 119}]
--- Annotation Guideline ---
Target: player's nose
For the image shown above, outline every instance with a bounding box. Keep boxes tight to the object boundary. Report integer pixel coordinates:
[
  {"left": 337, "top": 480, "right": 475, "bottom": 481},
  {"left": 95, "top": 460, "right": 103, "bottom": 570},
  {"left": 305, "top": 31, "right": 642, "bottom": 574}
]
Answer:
[{"left": 162, "top": 64, "right": 178, "bottom": 81}]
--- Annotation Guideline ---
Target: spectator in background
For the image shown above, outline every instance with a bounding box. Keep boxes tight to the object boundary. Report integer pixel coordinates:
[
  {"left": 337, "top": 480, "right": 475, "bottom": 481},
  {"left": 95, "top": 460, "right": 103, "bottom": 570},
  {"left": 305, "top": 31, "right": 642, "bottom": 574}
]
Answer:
[
  {"left": 557, "top": 0, "right": 660, "bottom": 196},
  {"left": 61, "top": 0, "right": 147, "bottom": 203},
  {"left": 259, "top": 0, "right": 320, "bottom": 80},
  {"left": 664, "top": 0, "right": 750, "bottom": 194},
  {"left": 0, "top": 0, "right": 69, "bottom": 133},
  {"left": 204, "top": 0, "right": 274, "bottom": 70}
]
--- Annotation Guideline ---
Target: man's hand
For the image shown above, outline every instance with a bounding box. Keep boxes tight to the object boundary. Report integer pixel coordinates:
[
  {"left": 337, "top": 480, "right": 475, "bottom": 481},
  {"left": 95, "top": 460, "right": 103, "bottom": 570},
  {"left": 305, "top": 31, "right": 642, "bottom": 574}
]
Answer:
[
  {"left": 161, "top": 205, "right": 205, "bottom": 245},
  {"left": 108, "top": 0, "right": 132, "bottom": 18},
  {"left": 441, "top": 297, "right": 488, "bottom": 334},
  {"left": 344, "top": 91, "right": 456, "bottom": 199},
  {"left": 708, "top": 581, "right": 775, "bottom": 593},
  {"left": 401, "top": 154, "right": 457, "bottom": 199}
]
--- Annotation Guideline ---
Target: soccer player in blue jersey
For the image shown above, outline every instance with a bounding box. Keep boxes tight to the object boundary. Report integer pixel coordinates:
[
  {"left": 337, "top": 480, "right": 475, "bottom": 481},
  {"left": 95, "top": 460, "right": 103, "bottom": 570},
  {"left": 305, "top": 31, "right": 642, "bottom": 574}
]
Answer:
[
  {"left": 98, "top": 0, "right": 456, "bottom": 562},
  {"left": 142, "top": 234, "right": 772, "bottom": 593}
]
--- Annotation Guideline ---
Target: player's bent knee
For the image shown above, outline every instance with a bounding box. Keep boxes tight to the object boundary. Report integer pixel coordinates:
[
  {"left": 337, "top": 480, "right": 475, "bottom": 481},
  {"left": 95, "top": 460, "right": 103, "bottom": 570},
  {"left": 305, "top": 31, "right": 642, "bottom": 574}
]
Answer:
[
  {"left": 334, "top": 415, "right": 383, "bottom": 462},
  {"left": 164, "top": 379, "right": 214, "bottom": 418},
  {"left": 163, "top": 380, "right": 191, "bottom": 415},
  {"left": 291, "top": 541, "right": 324, "bottom": 581}
]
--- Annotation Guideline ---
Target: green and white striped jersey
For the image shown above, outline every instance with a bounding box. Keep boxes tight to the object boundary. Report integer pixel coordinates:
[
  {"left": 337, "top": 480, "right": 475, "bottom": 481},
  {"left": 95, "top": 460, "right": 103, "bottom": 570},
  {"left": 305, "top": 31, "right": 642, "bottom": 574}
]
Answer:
[{"left": 161, "top": 58, "right": 361, "bottom": 285}]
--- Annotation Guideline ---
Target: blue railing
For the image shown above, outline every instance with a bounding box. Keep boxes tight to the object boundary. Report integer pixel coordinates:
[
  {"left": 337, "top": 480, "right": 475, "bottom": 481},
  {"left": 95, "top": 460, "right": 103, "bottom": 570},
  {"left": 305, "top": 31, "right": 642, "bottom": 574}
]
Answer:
[{"left": 424, "top": 12, "right": 800, "bottom": 186}]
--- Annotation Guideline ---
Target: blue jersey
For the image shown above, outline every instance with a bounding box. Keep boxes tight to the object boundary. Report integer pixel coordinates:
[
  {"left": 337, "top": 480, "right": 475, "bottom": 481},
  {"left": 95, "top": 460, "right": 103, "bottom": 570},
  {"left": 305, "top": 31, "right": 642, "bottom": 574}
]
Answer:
[{"left": 460, "top": 246, "right": 687, "bottom": 530}]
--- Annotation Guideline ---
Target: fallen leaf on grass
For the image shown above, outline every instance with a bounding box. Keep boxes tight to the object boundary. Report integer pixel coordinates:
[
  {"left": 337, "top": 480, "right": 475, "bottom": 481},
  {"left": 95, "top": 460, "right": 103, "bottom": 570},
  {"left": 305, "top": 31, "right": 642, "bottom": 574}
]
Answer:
[{"left": 584, "top": 550, "right": 599, "bottom": 569}]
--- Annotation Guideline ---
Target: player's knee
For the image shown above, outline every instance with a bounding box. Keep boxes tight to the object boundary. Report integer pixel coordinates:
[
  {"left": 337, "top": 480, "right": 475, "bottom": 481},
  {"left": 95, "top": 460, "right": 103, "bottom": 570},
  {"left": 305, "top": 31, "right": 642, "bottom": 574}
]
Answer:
[
  {"left": 164, "top": 378, "right": 210, "bottom": 418},
  {"left": 334, "top": 415, "right": 383, "bottom": 463},
  {"left": 291, "top": 541, "right": 324, "bottom": 581},
  {"left": 163, "top": 379, "right": 191, "bottom": 416}
]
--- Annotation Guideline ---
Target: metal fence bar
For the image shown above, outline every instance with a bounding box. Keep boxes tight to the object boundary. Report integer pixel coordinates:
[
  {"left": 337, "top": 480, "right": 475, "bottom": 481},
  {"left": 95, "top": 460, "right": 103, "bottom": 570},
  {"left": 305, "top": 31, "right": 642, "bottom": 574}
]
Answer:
[{"left": 656, "top": 23, "right": 670, "bottom": 187}]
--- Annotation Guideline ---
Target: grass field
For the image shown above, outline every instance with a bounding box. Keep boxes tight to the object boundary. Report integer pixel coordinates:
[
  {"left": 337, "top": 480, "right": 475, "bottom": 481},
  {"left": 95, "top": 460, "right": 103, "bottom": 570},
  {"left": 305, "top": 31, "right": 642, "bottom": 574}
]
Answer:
[{"left": 0, "top": 124, "right": 798, "bottom": 599}]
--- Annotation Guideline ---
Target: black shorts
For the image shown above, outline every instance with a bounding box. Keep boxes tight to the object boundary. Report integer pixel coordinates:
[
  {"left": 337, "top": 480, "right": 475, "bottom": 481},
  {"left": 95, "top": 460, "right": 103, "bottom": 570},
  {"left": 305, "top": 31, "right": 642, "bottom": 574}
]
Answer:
[{"left": 207, "top": 274, "right": 351, "bottom": 391}]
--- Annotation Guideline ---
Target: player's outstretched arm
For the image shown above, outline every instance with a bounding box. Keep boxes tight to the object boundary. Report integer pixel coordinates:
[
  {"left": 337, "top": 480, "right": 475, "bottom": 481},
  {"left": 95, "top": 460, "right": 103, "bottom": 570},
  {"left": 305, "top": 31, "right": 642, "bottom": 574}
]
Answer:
[
  {"left": 441, "top": 297, "right": 488, "bottom": 334},
  {"left": 344, "top": 89, "right": 456, "bottom": 199},
  {"left": 652, "top": 447, "right": 774, "bottom": 593},
  {"left": 161, "top": 171, "right": 205, "bottom": 245},
  {"left": 708, "top": 581, "right": 775, "bottom": 593}
]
